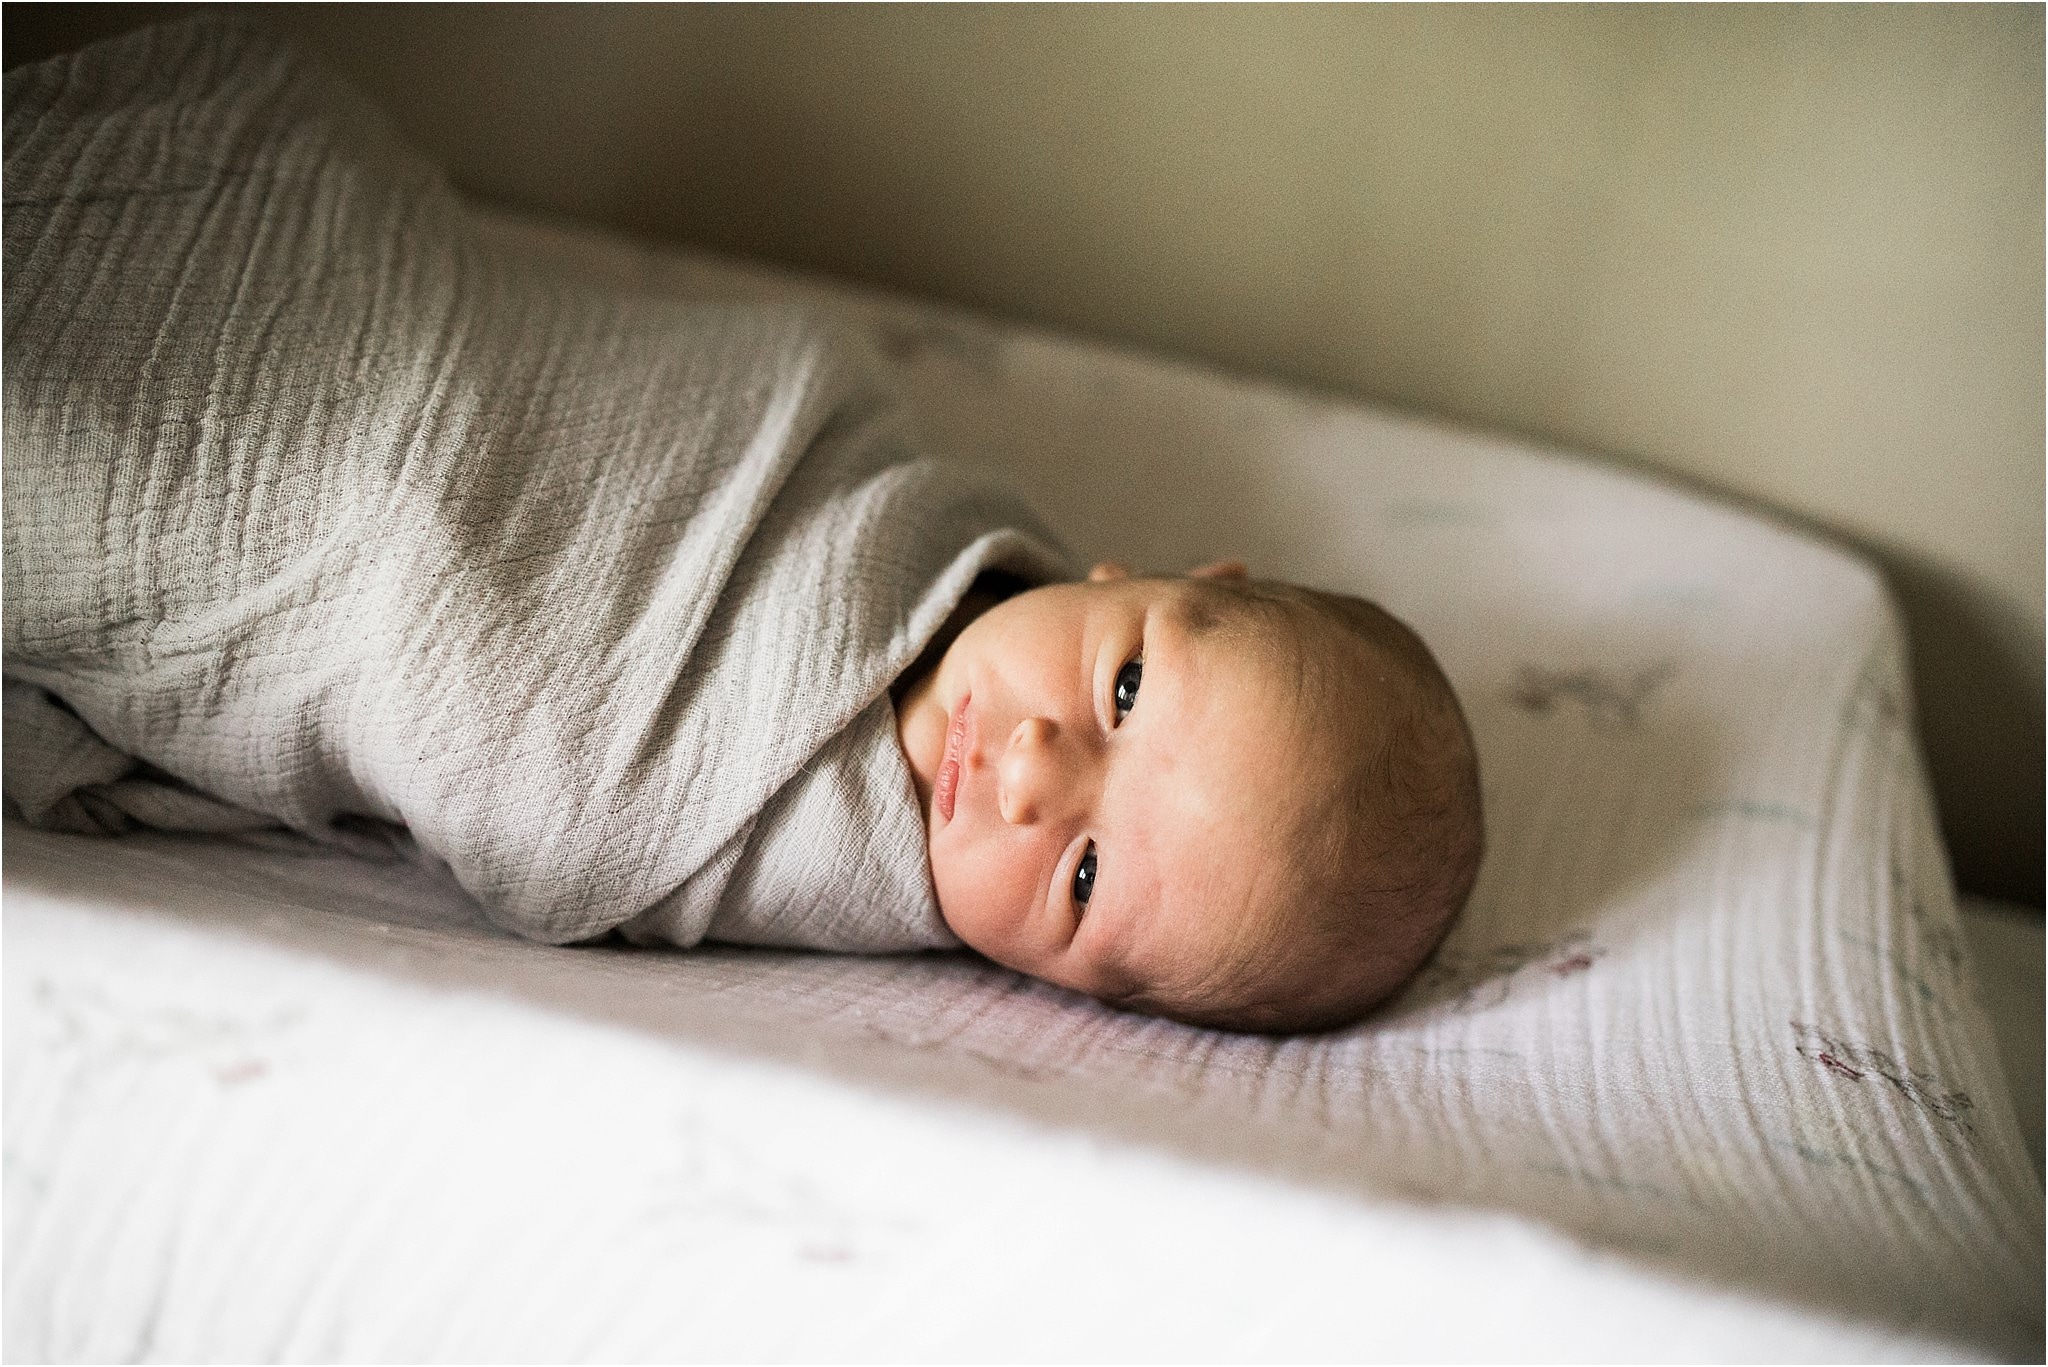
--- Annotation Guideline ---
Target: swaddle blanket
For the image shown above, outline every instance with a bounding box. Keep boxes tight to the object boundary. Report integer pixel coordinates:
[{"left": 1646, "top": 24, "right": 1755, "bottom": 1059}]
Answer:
[{"left": 1, "top": 19, "right": 1066, "bottom": 951}]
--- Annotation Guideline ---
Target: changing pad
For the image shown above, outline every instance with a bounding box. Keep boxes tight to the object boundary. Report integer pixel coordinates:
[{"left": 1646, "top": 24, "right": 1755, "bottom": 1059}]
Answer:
[{"left": 5, "top": 205, "right": 2040, "bottom": 1362}]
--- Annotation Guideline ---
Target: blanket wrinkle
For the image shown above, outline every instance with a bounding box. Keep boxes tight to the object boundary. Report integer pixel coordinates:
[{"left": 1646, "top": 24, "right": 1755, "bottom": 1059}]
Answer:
[{"left": 4, "top": 16, "right": 1071, "bottom": 952}]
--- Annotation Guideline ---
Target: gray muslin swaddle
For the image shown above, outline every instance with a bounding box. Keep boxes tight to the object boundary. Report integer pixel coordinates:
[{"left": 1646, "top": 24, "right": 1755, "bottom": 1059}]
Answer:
[{"left": 2, "top": 19, "right": 1068, "bottom": 952}]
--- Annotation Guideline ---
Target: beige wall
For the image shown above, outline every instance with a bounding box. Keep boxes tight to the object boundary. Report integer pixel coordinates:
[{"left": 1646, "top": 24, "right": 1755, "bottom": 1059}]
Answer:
[{"left": 11, "top": 4, "right": 2042, "bottom": 902}]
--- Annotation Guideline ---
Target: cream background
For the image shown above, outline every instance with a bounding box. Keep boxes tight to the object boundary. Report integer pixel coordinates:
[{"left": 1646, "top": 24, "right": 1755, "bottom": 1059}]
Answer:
[{"left": 7, "top": 3, "right": 2041, "bottom": 903}]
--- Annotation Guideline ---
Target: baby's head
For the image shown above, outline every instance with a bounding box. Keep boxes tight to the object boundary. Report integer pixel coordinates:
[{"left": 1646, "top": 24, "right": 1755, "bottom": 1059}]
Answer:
[{"left": 894, "top": 561, "right": 1482, "bottom": 1033}]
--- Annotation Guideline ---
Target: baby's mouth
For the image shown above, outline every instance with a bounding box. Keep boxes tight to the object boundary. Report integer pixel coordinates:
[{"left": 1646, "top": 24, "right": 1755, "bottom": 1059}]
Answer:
[{"left": 935, "top": 692, "right": 971, "bottom": 824}]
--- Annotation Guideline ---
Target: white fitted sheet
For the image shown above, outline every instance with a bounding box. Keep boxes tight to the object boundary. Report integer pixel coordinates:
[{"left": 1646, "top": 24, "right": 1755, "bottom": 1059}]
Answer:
[
  {"left": 1959, "top": 895, "right": 2046, "bottom": 1179},
  {"left": 5, "top": 207, "right": 2040, "bottom": 1362}
]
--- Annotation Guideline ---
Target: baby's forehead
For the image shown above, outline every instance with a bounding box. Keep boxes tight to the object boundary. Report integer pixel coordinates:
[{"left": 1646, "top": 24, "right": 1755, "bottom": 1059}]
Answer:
[
  {"left": 1181, "top": 578, "right": 1389, "bottom": 665},
  {"left": 1117, "top": 589, "right": 1384, "bottom": 919},
  {"left": 1143, "top": 597, "right": 1348, "bottom": 793},
  {"left": 1103, "top": 581, "right": 1443, "bottom": 1010},
  {"left": 1108, "top": 719, "right": 1316, "bottom": 985},
  {"left": 1105, "top": 809, "right": 1301, "bottom": 1002},
  {"left": 1168, "top": 583, "right": 1341, "bottom": 697}
]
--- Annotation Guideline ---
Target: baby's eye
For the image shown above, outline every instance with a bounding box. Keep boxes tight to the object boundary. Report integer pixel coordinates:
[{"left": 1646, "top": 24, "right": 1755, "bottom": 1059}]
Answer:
[
  {"left": 1113, "top": 659, "right": 1142, "bottom": 723},
  {"left": 1072, "top": 844, "right": 1097, "bottom": 911}
]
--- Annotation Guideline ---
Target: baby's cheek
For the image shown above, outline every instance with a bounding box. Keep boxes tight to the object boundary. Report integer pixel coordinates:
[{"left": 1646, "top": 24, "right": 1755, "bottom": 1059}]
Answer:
[
  {"left": 931, "top": 837, "right": 1042, "bottom": 965},
  {"left": 929, "top": 844, "right": 990, "bottom": 938}
]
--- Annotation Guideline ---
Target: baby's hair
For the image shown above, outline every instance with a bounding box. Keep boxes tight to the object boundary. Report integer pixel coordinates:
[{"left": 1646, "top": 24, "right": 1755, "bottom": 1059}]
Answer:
[{"left": 1113, "top": 577, "right": 1484, "bottom": 1033}]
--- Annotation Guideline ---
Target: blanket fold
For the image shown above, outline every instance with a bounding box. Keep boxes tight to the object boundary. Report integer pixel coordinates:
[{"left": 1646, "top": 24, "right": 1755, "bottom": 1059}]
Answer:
[{"left": 3, "top": 18, "right": 1069, "bottom": 951}]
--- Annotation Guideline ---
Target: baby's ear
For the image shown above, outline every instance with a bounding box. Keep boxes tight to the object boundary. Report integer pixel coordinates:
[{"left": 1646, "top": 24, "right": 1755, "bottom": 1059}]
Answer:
[
  {"left": 1088, "top": 561, "right": 1131, "bottom": 582},
  {"left": 1188, "top": 559, "right": 1248, "bottom": 580}
]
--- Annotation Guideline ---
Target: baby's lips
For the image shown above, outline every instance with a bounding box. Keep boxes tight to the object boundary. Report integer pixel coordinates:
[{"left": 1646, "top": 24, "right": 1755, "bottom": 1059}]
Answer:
[{"left": 935, "top": 691, "right": 972, "bottom": 824}]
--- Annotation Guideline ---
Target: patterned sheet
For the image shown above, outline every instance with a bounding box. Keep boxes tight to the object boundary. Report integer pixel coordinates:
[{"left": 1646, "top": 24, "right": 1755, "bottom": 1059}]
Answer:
[{"left": 5, "top": 207, "right": 2039, "bottom": 1362}]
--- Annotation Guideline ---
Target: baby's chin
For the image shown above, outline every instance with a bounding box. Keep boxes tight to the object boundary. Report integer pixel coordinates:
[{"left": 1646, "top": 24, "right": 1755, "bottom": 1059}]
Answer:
[{"left": 891, "top": 677, "right": 944, "bottom": 818}]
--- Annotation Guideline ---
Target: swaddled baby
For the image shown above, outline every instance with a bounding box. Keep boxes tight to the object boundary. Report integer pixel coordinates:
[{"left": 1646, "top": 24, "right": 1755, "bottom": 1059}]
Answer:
[
  {"left": 3, "top": 15, "right": 1480, "bottom": 1037},
  {"left": 893, "top": 561, "right": 1482, "bottom": 1033}
]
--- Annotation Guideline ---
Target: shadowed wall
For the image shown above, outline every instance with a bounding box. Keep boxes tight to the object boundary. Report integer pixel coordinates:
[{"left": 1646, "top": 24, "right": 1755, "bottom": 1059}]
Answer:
[{"left": 8, "top": 3, "right": 2040, "bottom": 903}]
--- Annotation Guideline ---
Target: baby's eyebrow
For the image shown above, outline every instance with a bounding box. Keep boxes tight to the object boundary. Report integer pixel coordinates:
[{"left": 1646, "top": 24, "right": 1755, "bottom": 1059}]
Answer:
[
  {"left": 1178, "top": 596, "right": 1223, "bottom": 637},
  {"left": 1089, "top": 824, "right": 1166, "bottom": 998},
  {"left": 1166, "top": 590, "right": 1223, "bottom": 639},
  {"left": 1085, "top": 907, "right": 1145, "bottom": 998}
]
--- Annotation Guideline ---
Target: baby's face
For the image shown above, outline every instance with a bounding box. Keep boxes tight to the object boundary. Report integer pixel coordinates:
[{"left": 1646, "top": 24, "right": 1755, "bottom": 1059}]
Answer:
[{"left": 895, "top": 566, "right": 1311, "bottom": 1001}]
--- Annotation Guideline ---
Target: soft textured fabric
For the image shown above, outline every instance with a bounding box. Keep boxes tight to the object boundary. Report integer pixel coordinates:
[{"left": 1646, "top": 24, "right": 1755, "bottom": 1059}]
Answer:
[
  {"left": 2, "top": 20, "right": 2039, "bottom": 1365},
  {"left": 1, "top": 20, "right": 1066, "bottom": 951},
  {"left": 4, "top": 198, "right": 2038, "bottom": 1361}
]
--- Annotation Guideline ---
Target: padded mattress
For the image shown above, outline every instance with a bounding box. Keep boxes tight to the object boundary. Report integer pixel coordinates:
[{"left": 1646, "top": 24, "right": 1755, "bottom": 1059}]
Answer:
[{"left": 5, "top": 208, "right": 2041, "bottom": 1362}]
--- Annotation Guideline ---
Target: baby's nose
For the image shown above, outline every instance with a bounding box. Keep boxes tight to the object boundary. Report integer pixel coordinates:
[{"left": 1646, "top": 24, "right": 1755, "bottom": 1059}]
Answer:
[{"left": 997, "top": 717, "right": 1078, "bottom": 826}]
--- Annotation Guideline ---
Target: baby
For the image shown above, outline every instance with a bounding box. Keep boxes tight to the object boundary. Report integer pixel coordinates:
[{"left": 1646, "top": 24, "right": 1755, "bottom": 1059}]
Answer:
[
  {"left": 893, "top": 559, "right": 1484, "bottom": 1034},
  {"left": 4, "top": 16, "right": 1483, "bottom": 1038}
]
